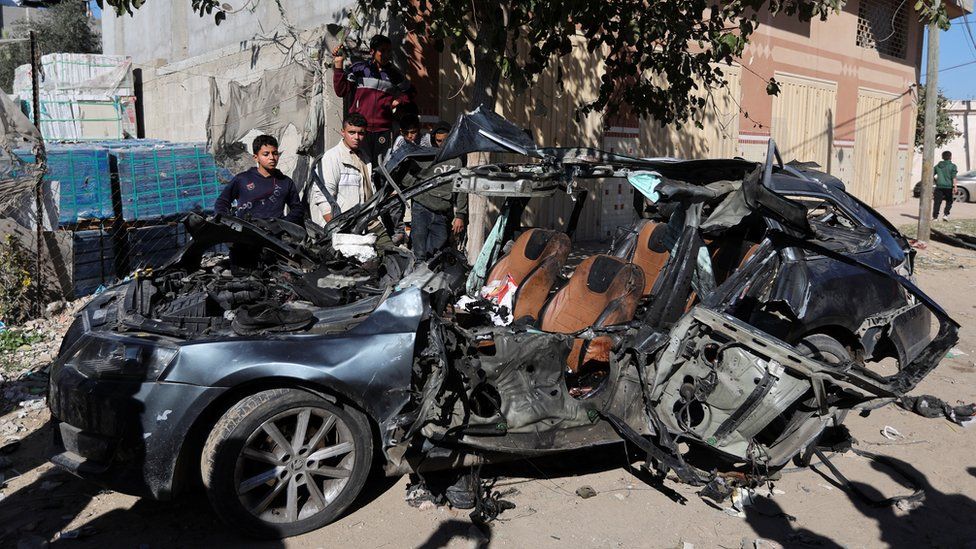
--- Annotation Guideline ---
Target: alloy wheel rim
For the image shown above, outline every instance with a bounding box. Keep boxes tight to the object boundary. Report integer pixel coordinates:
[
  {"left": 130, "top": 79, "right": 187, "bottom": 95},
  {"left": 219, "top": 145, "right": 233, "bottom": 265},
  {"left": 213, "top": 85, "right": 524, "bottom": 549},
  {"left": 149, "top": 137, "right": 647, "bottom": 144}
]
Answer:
[{"left": 233, "top": 406, "right": 356, "bottom": 523}]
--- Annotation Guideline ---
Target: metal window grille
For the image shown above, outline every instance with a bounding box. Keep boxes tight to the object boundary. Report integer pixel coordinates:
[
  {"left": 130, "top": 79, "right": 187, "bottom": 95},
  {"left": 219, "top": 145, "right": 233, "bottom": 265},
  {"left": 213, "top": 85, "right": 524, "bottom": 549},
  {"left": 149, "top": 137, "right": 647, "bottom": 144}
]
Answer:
[{"left": 856, "top": 0, "right": 909, "bottom": 58}]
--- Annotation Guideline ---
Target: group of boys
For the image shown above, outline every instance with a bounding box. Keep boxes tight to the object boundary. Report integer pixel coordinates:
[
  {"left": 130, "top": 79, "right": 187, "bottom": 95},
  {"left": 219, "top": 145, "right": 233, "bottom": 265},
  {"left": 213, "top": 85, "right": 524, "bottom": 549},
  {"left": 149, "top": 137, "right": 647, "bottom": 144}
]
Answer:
[{"left": 215, "top": 34, "right": 465, "bottom": 261}]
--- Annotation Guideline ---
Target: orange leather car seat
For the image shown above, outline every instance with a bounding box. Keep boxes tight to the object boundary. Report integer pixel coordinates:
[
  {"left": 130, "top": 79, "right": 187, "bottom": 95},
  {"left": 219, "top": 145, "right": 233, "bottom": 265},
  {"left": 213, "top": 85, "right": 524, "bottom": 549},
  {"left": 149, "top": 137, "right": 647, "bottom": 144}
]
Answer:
[
  {"left": 628, "top": 220, "right": 671, "bottom": 297},
  {"left": 539, "top": 255, "right": 645, "bottom": 372},
  {"left": 484, "top": 229, "right": 572, "bottom": 322}
]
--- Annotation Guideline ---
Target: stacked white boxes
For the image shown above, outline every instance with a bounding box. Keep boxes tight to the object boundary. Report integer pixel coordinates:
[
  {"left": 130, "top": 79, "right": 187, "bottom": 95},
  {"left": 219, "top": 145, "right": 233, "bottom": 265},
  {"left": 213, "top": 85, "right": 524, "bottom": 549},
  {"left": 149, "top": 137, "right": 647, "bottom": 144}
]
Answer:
[{"left": 14, "top": 53, "right": 137, "bottom": 141}]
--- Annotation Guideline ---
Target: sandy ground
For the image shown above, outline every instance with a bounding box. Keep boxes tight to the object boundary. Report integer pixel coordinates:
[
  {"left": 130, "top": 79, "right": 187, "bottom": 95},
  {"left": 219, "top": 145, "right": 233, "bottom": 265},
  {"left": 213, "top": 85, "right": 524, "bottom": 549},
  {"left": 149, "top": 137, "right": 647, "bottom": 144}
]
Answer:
[{"left": 2, "top": 199, "right": 976, "bottom": 548}]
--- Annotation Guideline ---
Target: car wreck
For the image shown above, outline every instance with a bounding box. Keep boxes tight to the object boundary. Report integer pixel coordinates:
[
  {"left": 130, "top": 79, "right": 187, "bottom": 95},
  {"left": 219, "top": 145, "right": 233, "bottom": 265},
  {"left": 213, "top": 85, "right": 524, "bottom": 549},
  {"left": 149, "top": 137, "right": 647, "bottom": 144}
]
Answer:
[{"left": 47, "top": 109, "right": 960, "bottom": 538}]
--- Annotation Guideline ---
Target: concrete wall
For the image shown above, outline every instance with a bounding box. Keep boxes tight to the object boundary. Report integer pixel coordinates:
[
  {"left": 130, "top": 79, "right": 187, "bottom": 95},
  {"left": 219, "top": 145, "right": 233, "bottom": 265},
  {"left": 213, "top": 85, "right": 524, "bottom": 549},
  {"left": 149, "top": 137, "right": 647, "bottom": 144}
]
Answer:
[
  {"left": 911, "top": 100, "right": 976, "bottom": 186},
  {"left": 102, "top": 1, "right": 351, "bottom": 67},
  {"left": 101, "top": 1, "right": 354, "bottom": 172},
  {"left": 0, "top": 6, "right": 33, "bottom": 35}
]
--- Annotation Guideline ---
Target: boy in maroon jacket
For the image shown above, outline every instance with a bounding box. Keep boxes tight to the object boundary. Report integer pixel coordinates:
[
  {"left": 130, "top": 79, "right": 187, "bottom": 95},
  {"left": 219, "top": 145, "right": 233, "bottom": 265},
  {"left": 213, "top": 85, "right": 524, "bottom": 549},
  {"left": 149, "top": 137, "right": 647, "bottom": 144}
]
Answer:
[{"left": 332, "top": 34, "right": 414, "bottom": 166}]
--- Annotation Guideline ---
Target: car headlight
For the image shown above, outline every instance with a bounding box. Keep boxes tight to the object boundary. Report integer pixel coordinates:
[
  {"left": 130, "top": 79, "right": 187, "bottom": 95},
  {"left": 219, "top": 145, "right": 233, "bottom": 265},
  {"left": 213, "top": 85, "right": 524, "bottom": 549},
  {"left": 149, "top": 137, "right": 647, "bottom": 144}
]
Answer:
[{"left": 66, "top": 335, "right": 177, "bottom": 381}]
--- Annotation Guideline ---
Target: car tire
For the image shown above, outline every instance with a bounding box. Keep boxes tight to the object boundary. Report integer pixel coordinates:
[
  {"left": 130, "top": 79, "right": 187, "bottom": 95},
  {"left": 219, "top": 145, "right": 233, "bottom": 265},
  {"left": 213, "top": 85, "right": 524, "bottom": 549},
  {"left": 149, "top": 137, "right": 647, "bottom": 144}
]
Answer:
[
  {"left": 954, "top": 186, "right": 970, "bottom": 203},
  {"left": 796, "top": 334, "right": 852, "bottom": 425},
  {"left": 201, "top": 388, "right": 373, "bottom": 538},
  {"left": 795, "top": 333, "right": 850, "bottom": 365}
]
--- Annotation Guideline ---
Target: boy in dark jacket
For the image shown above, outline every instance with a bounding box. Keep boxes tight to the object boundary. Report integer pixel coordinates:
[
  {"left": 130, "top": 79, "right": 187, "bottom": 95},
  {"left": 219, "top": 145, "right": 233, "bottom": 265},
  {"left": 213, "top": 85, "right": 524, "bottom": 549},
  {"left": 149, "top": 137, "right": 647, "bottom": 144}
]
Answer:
[
  {"left": 214, "top": 135, "right": 303, "bottom": 268},
  {"left": 332, "top": 34, "right": 413, "bottom": 166},
  {"left": 214, "top": 134, "right": 303, "bottom": 223}
]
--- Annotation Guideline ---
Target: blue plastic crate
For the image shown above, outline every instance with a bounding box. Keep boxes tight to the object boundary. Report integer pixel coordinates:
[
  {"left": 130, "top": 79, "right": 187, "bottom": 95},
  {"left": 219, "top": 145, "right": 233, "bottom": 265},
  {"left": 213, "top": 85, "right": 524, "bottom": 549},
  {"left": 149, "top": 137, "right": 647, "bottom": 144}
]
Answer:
[
  {"left": 72, "top": 227, "right": 115, "bottom": 296},
  {"left": 117, "top": 145, "right": 231, "bottom": 221},
  {"left": 126, "top": 223, "right": 189, "bottom": 269},
  {"left": 16, "top": 146, "right": 114, "bottom": 224}
]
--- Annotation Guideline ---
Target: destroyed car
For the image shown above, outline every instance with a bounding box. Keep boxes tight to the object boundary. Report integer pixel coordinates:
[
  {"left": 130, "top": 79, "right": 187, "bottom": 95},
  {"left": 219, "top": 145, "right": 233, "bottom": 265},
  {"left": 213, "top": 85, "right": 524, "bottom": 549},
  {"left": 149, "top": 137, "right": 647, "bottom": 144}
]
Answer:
[{"left": 47, "top": 109, "right": 957, "bottom": 538}]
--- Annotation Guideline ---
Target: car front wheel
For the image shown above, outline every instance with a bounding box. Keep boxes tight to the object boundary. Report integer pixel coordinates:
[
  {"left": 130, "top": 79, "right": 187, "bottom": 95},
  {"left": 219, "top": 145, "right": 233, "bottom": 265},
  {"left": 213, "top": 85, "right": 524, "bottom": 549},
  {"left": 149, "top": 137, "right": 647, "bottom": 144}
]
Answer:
[{"left": 201, "top": 388, "right": 373, "bottom": 538}]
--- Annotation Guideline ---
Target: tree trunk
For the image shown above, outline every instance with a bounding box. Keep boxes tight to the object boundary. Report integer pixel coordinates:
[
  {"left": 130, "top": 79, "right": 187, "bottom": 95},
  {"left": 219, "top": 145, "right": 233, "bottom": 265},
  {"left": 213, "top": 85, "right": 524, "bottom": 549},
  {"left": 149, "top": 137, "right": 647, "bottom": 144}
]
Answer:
[{"left": 464, "top": 44, "right": 502, "bottom": 262}]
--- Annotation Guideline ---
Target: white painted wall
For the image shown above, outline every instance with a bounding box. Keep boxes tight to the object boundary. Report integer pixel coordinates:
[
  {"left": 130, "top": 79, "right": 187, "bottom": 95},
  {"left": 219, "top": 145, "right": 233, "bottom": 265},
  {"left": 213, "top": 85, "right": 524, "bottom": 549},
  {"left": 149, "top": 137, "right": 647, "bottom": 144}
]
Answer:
[
  {"left": 911, "top": 100, "right": 976, "bottom": 185},
  {"left": 100, "top": 1, "right": 355, "bottom": 167},
  {"left": 101, "top": 0, "right": 353, "bottom": 67}
]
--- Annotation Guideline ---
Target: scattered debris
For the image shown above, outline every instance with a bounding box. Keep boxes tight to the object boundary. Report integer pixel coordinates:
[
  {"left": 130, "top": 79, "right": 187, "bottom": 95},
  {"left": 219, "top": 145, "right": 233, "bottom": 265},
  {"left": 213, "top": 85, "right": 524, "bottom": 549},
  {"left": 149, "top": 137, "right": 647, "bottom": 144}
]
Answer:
[
  {"left": 931, "top": 229, "right": 976, "bottom": 252},
  {"left": 947, "top": 347, "right": 968, "bottom": 358},
  {"left": 895, "top": 497, "right": 925, "bottom": 512},
  {"left": 404, "top": 479, "right": 438, "bottom": 508},
  {"left": 55, "top": 526, "right": 97, "bottom": 540},
  {"left": 746, "top": 539, "right": 784, "bottom": 549},
  {"left": 898, "top": 394, "right": 976, "bottom": 425},
  {"left": 575, "top": 485, "right": 597, "bottom": 499},
  {"left": 880, "top": 425, "right": 904, "bottom": 440}
]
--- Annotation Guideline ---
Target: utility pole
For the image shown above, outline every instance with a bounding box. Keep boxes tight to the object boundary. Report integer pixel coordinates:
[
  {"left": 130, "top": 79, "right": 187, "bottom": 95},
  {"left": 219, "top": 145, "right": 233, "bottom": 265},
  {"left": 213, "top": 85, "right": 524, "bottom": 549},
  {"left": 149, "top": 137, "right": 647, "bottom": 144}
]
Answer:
[
  {"left": 30, "top": 30, "right": 46, "bottom": 315},
  {"left": 918, "top": 0, "right": 941, "bottom": 242}
]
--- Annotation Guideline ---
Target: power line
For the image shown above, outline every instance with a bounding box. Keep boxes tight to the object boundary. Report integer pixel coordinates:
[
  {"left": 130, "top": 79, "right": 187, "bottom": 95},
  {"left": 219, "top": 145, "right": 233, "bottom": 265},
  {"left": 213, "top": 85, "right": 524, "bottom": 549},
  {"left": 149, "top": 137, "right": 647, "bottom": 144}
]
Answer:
[
  {"left": 938, "top": 58, "right": 976, "bottom": 72},
  {"left": 962, "top": 14, "right": 976, "bottom": 59}
]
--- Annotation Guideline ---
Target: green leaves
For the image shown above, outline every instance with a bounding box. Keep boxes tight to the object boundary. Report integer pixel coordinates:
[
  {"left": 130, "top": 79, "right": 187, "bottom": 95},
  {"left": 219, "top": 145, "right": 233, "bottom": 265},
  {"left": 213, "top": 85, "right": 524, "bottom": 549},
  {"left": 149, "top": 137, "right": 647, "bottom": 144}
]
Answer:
[
  {"left": 716, "top": 33, "right": 746, "bottom": 57},
  {"left": 102, "top": 0, "right": 223, "bottom": 18},
  {"left": 915, "top": 87, "right": 960, "bottom": 150},
  {"left": 914, "top": 0, "right": 952, "bottom": 30}
]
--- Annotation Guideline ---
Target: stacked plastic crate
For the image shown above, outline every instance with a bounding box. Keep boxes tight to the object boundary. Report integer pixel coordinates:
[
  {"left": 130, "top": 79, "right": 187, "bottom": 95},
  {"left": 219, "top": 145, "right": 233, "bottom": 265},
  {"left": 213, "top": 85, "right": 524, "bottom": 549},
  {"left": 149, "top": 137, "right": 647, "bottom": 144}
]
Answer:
[
  {"left": 117, "top": 143, "right": 232, "bottom": 221},
  {"left": 14, "top": 145, "right": 114, "bottom": 225},
  {"left": 13, "top": 138, "right": 231, "bottom": 297}
]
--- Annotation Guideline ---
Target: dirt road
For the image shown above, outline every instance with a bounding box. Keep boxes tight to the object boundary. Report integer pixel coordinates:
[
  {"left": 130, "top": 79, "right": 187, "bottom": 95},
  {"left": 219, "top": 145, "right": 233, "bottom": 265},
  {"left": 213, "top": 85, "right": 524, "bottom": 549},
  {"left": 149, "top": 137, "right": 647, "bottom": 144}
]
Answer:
[{"left": 2, "top": 203, "right": 975, "bottom": 548}]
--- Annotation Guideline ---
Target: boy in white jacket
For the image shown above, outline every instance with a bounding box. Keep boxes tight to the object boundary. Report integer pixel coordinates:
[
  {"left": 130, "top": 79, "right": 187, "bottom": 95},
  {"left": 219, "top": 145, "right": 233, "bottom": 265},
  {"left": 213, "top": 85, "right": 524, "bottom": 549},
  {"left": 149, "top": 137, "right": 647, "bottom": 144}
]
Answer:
[{"left": 308, "top": 112, "right": 373, "bottom": 226}]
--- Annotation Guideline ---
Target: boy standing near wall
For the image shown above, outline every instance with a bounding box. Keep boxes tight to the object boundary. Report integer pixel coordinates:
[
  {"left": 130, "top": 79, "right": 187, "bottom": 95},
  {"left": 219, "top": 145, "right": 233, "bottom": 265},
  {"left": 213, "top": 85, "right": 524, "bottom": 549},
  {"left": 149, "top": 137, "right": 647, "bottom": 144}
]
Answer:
[
  {"left": 933, "top": 150, "right": 958, "bottom": 222},
  {"left": 332, "top": 34, "right": 414, "bottom": 166},
  {"left": 308, "top": 113, "right": 372, "bottom": 227},
  {"left": 214, "top": 135, "right": 303, "bottom": 267},
  {"left": 214, "top": 134, "right": 303, "bottom": 223}
]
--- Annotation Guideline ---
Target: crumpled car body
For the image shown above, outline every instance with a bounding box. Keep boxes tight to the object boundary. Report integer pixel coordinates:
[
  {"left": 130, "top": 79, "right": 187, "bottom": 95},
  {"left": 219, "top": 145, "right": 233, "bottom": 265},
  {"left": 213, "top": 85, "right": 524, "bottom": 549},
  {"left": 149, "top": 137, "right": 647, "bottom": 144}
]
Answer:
[{"left": 47, "top": 108, "right": 957, "bottom": 536}]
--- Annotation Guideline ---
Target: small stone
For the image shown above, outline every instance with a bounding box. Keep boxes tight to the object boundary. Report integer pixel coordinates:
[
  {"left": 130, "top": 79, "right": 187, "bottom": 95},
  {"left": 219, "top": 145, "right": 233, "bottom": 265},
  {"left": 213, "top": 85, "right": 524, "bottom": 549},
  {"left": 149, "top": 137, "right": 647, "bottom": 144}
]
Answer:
[{"left": 576, "top": 485, "right": 597, "bottom": 499}]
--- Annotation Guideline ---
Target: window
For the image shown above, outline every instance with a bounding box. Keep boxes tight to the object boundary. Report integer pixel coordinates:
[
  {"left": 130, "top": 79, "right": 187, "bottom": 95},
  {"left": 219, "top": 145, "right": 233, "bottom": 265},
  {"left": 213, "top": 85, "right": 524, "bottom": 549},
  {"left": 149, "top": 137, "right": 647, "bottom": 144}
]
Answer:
[{"left": 856, "top": 0, "right": 909, "bottom": 58}]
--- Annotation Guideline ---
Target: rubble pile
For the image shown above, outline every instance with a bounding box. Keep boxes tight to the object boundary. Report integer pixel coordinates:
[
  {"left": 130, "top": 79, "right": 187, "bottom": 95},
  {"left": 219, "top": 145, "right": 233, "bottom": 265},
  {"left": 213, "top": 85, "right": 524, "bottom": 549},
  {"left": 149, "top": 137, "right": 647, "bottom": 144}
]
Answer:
[{"left": 0, "top": 297, "right": 90, "bottom": 431}]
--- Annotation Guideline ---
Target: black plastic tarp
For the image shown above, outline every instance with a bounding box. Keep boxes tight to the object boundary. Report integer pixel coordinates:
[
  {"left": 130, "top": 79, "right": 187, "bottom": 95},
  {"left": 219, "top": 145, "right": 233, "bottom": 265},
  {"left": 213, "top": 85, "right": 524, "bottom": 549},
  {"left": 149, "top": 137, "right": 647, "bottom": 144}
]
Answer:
[{"left": 434, "top": 106, "right": 538, "bottom": 163}]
